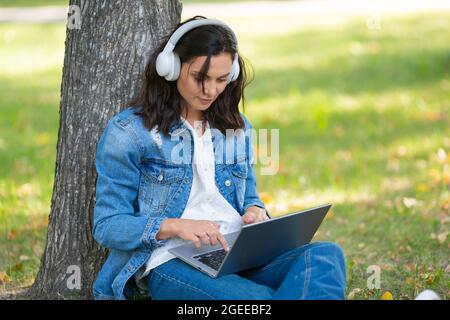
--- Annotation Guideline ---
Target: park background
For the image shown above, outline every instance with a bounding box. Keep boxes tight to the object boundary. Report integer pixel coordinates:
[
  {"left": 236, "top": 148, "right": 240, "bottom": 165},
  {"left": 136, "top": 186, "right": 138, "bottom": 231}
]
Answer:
[{"left": 0, "top": 0, "right": 448, "bottom": 299}]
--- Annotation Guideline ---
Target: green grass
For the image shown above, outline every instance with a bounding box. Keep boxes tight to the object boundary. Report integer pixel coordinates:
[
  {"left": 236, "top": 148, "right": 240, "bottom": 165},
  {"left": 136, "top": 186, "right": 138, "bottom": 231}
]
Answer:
[
  {"left": 0, "top": 22, "right": 64, "bottom": 293},
  {"left": 242, "top": 13, "right": 450, "bottom": 300},
  {"left": 0, "top": 13, "right": 449, "bottom": 299}
]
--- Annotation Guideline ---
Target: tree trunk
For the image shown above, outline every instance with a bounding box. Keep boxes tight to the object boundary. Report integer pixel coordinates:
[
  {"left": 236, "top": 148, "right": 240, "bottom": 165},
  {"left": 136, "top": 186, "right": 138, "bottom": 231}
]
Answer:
[{"left": 27, "top": 0, "right": 182, "bottom": 299}]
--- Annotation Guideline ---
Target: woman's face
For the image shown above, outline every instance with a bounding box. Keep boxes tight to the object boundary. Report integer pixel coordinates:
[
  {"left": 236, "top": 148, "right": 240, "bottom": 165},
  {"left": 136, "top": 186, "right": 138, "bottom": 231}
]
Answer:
[{"left": 177, "top": 52, "right": 233, "bottom": 116}]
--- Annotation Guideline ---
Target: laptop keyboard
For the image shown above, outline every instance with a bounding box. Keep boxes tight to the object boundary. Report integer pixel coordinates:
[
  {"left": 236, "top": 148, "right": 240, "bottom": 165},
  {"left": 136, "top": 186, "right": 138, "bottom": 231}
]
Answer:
[{"left": 193, "top": 249, "right": 227, "bottom": 270}]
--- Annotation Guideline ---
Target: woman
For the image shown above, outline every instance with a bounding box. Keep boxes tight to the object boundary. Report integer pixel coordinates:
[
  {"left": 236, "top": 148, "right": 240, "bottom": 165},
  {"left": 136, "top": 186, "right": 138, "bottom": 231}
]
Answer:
[{"left": 92, "top": 15, "right": 346, "bottom": 300}]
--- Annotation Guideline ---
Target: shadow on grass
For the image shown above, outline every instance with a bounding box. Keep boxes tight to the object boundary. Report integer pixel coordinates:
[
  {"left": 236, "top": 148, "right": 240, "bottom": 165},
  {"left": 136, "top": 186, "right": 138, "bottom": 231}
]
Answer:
[{"left": 250, "top": 46, "right": 449, "bottom": 99}]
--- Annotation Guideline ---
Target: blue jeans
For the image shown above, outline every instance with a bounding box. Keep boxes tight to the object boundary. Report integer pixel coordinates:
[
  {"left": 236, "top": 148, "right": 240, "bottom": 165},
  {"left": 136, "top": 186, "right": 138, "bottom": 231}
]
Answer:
[{"left": 147, "top": 241, "right": 346, "bottom": 300}]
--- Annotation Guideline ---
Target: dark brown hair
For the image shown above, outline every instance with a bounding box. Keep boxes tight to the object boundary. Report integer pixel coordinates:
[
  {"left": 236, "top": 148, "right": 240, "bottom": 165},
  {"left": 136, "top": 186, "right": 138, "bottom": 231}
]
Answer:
[{"left": 129, "top": 15, "right": 254, "bottom": 135}]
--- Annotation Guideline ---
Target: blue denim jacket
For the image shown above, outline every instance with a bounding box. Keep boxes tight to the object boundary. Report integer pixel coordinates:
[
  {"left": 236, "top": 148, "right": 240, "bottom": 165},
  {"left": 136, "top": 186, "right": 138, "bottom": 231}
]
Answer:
[{"left": 92, "top": 106, "right": 268, "bottom": 300}]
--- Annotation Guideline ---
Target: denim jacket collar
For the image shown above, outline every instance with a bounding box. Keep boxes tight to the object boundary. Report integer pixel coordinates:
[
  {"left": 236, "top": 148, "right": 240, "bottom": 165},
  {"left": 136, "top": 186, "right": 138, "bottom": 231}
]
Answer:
[{"left": 168, "top": 118, "right": 185, "bottom": 136}]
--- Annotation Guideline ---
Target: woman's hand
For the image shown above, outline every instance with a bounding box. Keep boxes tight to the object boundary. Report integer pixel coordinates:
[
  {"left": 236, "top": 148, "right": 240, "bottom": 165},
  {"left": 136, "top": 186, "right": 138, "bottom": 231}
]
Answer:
[
  {"left": 242, "top": 206, "right": 269, "bottom": 225},
  {"left": 171, "top": 218, "right": 230, "bottom": 251}
]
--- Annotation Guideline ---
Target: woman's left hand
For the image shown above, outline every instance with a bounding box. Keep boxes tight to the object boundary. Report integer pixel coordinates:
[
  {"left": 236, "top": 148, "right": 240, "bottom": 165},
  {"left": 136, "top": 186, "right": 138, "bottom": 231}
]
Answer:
[{"left": 242, "top": 206, "right": 269, "bottom": 225}]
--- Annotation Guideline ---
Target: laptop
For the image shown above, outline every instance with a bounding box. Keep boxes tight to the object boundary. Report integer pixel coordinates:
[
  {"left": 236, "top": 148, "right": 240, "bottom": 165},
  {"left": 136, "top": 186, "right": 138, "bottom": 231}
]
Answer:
[{"left": 169, "top": 203, "right": 331, "bottom": 278}]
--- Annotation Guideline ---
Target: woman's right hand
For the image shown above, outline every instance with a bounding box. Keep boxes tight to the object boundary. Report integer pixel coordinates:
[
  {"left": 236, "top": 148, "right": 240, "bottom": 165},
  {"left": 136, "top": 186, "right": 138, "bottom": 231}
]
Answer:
[
  {"left": 175, "top": 219, "right": 229, "bottom": 251},
  {"left": 171, "top": 219, "right": 230, "bottom": 251}
]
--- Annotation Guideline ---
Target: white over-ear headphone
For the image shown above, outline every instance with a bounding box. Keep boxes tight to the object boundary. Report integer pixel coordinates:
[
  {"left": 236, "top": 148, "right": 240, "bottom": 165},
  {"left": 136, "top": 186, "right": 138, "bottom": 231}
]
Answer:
[{"left": 155, "top": 18, "right": 240, "bottom": 84}]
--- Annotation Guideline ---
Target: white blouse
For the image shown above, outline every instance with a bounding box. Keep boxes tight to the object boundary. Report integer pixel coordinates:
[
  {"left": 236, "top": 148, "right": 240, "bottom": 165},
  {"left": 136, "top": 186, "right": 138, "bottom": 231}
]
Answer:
[{"left": 135, "top": 116, "right": 244, "bottom": 283}]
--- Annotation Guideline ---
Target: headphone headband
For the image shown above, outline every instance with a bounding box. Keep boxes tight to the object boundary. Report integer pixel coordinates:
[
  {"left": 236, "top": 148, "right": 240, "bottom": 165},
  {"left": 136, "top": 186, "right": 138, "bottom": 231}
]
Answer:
[{"left": 164, "top": 18, "right": 238, "bottom": 51}]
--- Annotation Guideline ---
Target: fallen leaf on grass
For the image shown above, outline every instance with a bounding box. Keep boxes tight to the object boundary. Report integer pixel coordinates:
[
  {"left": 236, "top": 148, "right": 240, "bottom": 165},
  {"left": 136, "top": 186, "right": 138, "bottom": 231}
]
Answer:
[
  {"left": 33, "top": 244, "right": 43, "bottom": 256},
  {"left": 35, "top": 132, "right": 50, "bottom": 146},
  {"left": 381, "top": 291, "right": 394, "bottom": 300},
  {"left": 431, "top": 231, "right": 448, "bottom": 244},
  {"left": 358, "top": 223, "right": 366, "bottom": 232},
  {"left": 405, "top": 262, "right": 416, "bottom": 272},
  {"left": 437, "top": 232, "right": 448, "bottom": 244},
  {"left": 332, "top": 126, "right": 345, "bottom": 138},
  {"left": 347, "top": 288, "right": 362, "bottom": 300},
  {"left": 425, "top": 111, "right": 441, "bottom": 123},
  {"left": 444, "top": 137, "right": 450, "bottom": 148},
  {"left": 11, "top": 263, "right": 23, "bottom": 272},
  {"left": 259, "top": 192, "right": 273, "bottom": 204},
  {"left": 0, "top": 271, "right": 10, "bottom": 284},
  {"left": 443, "top": 172, "right": 450, "bottom": 185},
  {"left": 436, "top": 148, "right": 447, "bottom": 163},
  {"left": 380, "top": 263, "right": 395, "bottom": 271},
  {"left": 441, "top": 199, "right": 450, "bottom": 211},
  {"left": 397, "top": 146, "right": 408, "bottom": 157},
  {"left": 426, "top": 274, "right": 436, "bottom": 285},
  {"left": 364, "top": 290, "right": 374, "bottom": 299},
  {"left": 415, "top": 183, "right": 428, "bottom": 193},
  {"left": 428, "top": 169, "right": 441, "bottom": 183},
  {"left": 403, "top": 197, "right": 421, "bottom": 208},
  {"left": 15, "top": 183, "right": 34, "bottom": 197},
  {"left": 405, "top": 277, "right": 415, "bottom": 286},
  {"left": 7, "top": 229, "right": 19, "bottom": 241}
]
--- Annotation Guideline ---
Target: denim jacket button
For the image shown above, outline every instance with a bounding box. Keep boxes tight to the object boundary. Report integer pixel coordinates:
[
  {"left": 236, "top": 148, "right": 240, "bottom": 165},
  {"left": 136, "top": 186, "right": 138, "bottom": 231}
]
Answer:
[
  {"left": 157, "top": 174, "right": 163, "bottom": 181},
  {"left": 224, "top": 179, "right": 231, "bottom": 187}
]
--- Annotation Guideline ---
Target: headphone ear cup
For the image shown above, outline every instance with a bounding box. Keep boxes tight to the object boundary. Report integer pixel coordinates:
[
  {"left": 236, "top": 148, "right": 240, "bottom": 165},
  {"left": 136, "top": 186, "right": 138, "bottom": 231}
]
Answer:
[
  {"left": 169, "top": 52, "right": 181, "bottom": 81},
  {"left": 156, "top": 51, "right": 180, "bottom": 81},
  {"left": 156, "top": 52, "right": 171, "bottom": 78},
  {"left": 228, "top": 55, "right": 240, "bottom": 83}
]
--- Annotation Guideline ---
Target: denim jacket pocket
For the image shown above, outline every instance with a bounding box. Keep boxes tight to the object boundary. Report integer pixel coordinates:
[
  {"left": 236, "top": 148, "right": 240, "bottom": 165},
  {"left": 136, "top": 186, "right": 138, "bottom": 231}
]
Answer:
[
  {"left": 230, "top": 162, "right": 248, "bottom": 179},
  {"left": 228, "top": 160, "right": 249, "bottom": 206},
  {"left": 140, "top": 159, "right": 186, "bottom": 212}
]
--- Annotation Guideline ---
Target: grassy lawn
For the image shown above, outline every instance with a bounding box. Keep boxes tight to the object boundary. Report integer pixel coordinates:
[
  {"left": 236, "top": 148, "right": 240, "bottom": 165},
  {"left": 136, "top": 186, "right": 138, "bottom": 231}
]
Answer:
[
  {"left": 0, "top": 22, "right": 64, "bottom": 293},
  {"left": 0, "top": 12, "right": 449, "bottom": 299}
]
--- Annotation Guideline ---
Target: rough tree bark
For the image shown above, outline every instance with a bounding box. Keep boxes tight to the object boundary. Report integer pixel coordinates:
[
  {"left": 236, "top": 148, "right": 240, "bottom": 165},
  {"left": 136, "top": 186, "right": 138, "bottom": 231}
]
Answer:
[{"left": 27, "top": 0, "right": 182, "bottom": 299}]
